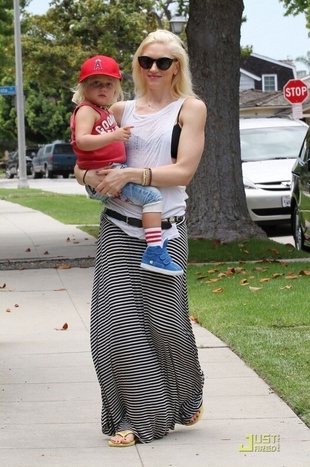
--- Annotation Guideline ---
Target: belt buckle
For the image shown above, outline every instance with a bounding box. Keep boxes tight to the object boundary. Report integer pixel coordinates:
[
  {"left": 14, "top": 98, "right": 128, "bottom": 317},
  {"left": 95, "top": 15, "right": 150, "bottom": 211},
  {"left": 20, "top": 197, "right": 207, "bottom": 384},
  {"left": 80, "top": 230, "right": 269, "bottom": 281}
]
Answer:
[{"left": 167, "top": 216, "right": 176, "bottom": 224}]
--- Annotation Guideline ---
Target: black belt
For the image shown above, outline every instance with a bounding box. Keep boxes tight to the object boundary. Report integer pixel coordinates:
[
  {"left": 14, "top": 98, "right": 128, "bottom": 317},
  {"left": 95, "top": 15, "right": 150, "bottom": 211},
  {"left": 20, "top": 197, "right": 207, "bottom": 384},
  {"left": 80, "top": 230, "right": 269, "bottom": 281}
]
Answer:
[{"left": 105, "top": 209, "right": 184, "bottom": 230}]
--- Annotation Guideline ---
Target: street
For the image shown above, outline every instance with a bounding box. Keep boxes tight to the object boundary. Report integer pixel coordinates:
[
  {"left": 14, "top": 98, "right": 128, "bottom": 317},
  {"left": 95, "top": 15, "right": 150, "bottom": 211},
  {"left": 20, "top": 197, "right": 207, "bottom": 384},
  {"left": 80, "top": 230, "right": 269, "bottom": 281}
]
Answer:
[{"left": 0, "top": 176, "right": 294, "bottom": 245}]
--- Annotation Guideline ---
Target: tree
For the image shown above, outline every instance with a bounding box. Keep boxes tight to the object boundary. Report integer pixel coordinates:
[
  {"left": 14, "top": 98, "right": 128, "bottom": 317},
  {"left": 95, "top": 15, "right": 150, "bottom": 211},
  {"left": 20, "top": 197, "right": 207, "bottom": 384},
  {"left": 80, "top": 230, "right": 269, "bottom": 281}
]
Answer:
[
  {"left": 296, "top": 51, "right": 310, "bottom": 72},
  {"left": 279, "top": 0, "right": 310, "bottom": 31},
  {"left": 185, "top": 0, "right": 263, "bottom": 240}
]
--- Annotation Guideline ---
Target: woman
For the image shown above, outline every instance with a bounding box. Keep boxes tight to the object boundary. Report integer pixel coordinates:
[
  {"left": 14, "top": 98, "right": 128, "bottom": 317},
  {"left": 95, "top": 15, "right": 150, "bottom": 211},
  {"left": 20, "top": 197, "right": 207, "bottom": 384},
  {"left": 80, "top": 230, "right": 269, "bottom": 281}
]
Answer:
[{"left": 75, "top": 29, "right": 207, "bottom": 447}]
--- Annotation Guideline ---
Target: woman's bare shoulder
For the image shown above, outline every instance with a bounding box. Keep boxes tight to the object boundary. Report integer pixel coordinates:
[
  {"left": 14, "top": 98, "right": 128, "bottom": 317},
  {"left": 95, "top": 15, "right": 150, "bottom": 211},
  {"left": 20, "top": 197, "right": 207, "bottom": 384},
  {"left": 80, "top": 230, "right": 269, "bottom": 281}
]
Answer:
[{"left": 181, "top": 97, "right": 207, "bottom": 124}]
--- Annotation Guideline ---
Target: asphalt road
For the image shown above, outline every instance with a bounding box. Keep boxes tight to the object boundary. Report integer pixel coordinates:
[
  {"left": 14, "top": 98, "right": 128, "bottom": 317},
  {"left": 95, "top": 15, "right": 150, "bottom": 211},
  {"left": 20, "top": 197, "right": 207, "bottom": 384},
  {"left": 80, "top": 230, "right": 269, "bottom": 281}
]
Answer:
[{"left": 0, "top": 176, "right": 295, "bottom": 245}]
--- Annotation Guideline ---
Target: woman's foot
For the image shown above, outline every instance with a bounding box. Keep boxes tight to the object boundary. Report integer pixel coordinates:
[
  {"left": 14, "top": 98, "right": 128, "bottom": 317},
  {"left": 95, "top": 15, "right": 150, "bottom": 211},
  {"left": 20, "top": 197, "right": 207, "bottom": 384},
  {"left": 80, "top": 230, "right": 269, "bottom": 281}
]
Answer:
[
  {"left": 108, "top": 430, "right": 136, "bottom": 447},
  {"left": 185, "top": 405, "right": 204, "bottom": 426}
]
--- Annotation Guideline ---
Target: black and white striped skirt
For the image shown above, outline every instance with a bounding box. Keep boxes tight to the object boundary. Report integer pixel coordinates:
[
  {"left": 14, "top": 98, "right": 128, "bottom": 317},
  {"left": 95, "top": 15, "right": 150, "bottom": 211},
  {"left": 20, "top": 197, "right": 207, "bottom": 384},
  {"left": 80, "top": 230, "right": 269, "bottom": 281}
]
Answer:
[{"left": 90, "top": 213, "right": 204, "bottom": 443}]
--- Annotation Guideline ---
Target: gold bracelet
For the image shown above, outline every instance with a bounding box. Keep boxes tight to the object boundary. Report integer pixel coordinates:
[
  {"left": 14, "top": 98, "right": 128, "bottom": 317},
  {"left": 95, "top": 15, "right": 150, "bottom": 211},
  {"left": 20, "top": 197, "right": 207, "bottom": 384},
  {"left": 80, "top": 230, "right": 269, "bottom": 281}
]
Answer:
[
  {"left": 148, "top": 168, "right": 152, "bottom": 186},
  {"left": 82, "top": 169, "right": 89, "bottom": 185},
  {"left": 142, "top": 168, "right": 147, "bottom": 186}
]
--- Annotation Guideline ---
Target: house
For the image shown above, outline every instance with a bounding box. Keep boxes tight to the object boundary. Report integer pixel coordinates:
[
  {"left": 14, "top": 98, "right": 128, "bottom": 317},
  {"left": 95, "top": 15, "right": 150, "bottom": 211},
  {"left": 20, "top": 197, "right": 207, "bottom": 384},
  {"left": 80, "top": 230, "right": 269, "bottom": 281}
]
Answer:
[{"left": 239, "top": 53, "right": 310, "bottom": 124}]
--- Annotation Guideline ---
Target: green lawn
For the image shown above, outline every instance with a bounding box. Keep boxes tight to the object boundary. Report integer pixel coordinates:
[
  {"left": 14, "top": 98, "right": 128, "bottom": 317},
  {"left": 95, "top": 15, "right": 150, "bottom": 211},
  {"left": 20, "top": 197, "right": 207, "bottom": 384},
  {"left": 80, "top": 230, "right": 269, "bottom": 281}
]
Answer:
[{"left": 1, "top": 187, "right": 309, "bottom": 426}]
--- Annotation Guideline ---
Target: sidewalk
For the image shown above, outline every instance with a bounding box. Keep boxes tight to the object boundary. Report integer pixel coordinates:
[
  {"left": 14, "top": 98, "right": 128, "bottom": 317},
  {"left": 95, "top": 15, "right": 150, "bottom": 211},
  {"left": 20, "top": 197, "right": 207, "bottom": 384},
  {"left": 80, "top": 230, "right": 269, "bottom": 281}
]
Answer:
[{"left": 1, "top": 200, "right": 309, "bottom": 467}]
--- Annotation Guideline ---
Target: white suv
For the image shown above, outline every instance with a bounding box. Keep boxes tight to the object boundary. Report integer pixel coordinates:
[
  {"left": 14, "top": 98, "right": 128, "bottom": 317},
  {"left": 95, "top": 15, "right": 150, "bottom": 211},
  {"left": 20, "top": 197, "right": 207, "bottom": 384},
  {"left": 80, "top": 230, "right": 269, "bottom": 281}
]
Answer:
[{"left": 240, "top": 117, "right": 308, "bottom": 224}]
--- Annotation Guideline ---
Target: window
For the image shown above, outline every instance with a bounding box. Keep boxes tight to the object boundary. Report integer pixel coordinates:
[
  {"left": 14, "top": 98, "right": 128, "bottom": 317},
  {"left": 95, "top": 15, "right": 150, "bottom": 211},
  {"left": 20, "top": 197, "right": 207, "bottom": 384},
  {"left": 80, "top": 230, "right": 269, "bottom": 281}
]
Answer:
[{"left": 262, "top": 74, "right": 277, "bottom": 91}]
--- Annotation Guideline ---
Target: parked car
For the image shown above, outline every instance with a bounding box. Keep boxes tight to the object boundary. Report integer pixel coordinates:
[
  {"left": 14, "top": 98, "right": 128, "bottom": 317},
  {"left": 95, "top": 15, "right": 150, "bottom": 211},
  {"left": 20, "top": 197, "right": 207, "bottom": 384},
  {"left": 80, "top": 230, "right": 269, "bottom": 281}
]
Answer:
[
  {"left": 291, "top": 128, "right": 310, "bottom": 251},
  {"left": 5, "top": 147, "right": 39, "bottom": 179},
  {"left": 31, "top": 142, "right": 77, "bottom": 179},
  {"left": 240, "top": 117, "right": 308, "bottom": 225}
]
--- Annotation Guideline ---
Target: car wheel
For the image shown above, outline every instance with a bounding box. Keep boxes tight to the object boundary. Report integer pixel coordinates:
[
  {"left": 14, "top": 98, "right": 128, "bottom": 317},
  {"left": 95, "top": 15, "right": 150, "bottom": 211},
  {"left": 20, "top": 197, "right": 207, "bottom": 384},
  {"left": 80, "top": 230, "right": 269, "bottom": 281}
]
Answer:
[
  {"left": 293, "top": 206, "right": 305, "bottom": 250},
  {"left": 5, "top": 170, "right": 14, "bottom": 179}
]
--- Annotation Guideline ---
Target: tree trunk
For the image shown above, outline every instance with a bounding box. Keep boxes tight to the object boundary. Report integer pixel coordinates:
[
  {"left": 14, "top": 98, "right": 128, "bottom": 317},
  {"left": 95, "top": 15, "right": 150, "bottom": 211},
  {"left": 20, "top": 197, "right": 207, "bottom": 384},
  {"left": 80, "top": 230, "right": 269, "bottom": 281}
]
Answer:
[{"left": 186, "top": 0, "right": 266, "bottom": 241}]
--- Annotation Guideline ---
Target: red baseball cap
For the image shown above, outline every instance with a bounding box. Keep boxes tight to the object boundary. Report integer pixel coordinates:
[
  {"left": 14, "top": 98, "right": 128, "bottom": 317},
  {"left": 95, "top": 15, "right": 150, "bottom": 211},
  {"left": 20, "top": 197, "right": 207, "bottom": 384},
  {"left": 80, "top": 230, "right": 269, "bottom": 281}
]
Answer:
[{"left": 79, "top": 55, "right": 122, "bottom": 82}]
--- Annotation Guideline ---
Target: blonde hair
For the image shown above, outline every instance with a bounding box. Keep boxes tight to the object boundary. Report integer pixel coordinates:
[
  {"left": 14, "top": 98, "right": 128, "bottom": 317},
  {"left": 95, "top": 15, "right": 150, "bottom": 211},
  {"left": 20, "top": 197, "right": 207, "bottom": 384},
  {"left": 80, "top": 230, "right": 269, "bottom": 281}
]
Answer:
[
  {"left": 71, "top": 77, "right": 124, "bottom": 105},
  {"left": 132, "top": 29, "right": 197, "bottom": 99}
]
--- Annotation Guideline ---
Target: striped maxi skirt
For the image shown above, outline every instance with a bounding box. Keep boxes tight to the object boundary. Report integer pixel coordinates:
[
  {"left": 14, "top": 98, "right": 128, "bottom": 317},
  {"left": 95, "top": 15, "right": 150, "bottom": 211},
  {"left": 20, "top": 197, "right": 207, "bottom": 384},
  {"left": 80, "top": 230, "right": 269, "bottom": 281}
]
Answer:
[{"left": 90, "top": 213, "right": 205, "bottom": 444}]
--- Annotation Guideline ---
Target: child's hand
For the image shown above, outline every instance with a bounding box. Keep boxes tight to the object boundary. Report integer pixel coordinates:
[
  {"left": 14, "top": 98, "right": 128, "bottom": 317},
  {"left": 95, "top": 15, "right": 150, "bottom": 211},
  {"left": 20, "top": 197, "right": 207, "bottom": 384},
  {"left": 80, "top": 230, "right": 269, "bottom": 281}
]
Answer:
[{"left": 114, "top": 125, "right": 134, "bottom": 142}]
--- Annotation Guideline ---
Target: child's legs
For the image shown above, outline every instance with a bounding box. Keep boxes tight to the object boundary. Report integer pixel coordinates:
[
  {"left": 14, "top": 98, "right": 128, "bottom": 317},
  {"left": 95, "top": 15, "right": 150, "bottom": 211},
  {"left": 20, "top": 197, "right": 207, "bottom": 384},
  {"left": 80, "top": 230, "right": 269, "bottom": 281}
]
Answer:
[{"left": 121, "top": 182, "right": 162, "bottom": 207}]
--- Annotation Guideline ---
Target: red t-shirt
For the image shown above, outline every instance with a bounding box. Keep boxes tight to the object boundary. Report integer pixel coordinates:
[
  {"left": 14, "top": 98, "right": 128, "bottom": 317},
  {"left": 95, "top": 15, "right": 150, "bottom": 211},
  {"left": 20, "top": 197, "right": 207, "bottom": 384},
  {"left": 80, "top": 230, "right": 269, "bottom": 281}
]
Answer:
[{"left": 70, "top": 101, "right": 126, "bottom": 169}]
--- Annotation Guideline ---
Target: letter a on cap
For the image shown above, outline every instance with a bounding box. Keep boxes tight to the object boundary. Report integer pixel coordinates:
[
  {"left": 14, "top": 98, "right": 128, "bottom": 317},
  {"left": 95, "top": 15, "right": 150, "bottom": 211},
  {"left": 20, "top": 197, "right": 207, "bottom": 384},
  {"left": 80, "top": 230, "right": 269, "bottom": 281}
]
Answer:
[{"left": 94, "top": 58, "right": 103, "bottom": 71}]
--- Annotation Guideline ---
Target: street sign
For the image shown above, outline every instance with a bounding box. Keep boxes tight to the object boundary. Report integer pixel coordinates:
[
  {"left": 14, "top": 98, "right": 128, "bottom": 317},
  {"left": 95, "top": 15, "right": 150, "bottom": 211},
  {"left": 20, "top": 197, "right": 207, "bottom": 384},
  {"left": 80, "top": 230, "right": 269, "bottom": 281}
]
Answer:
[
  {"left": 0, "top": 86, "right": 16, "bottom": 95},
  {"left": 283, "top": 79, "right": 309, "bottom": 104}
]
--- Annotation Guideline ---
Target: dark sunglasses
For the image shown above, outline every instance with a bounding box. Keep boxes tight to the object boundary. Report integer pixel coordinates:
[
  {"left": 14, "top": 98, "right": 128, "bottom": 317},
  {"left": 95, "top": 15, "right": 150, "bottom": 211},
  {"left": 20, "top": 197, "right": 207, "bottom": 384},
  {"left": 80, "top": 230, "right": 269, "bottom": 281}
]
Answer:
[{"left": 138, "top": 56, "right": 177, "bottom": 71}]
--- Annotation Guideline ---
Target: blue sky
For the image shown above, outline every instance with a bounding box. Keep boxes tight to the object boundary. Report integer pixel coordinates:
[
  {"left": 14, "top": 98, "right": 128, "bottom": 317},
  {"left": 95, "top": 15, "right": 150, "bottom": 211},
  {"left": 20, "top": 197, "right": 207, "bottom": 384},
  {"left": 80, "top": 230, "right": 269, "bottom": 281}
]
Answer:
[{"left": 27, "top": 0, "right": 309, "bottom": 71}]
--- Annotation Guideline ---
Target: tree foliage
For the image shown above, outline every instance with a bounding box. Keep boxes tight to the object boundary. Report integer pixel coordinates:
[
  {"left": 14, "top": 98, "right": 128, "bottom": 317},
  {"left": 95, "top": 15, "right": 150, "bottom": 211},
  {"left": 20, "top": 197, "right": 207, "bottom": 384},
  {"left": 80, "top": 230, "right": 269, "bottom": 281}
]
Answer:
[{"left": 0, "top": 0, "right": 309, "bottom": 240}]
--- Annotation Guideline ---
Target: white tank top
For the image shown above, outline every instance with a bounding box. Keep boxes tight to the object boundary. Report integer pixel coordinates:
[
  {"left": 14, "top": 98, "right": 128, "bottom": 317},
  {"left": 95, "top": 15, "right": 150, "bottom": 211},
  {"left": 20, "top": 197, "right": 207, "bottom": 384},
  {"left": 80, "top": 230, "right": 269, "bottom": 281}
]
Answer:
[{"left": 105, "top": 98, "right": 187, "bottom": 239}]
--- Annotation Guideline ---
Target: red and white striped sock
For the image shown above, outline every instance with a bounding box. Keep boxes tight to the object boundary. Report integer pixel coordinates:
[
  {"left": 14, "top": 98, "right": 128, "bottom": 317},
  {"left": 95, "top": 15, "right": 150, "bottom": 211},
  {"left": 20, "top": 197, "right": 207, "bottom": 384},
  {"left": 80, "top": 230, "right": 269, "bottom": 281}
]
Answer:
[{"left": 145, "top": 228, "right": 162, "bottom": 247}]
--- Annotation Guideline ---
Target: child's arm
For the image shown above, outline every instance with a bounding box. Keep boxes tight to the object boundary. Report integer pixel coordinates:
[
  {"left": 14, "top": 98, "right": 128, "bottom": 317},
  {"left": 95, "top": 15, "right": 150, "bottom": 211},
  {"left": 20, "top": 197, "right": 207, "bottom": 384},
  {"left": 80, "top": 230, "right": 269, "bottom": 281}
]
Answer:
[{"left": 75, "top": 105, "right": 132, "bottom": 151}]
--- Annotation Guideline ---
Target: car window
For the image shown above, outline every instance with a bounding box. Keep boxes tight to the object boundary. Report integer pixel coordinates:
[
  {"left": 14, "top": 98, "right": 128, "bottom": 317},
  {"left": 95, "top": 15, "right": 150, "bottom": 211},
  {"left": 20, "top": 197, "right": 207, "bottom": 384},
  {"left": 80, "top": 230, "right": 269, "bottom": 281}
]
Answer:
[
  {"left": 240, "top": 127, "right": 308, "bottom": 162},
  {"left": 299, "top": 130, "right": 310, "bottom": 163},
  {"left": 53, "top": 144, "right": 74, "bottom": 154}
]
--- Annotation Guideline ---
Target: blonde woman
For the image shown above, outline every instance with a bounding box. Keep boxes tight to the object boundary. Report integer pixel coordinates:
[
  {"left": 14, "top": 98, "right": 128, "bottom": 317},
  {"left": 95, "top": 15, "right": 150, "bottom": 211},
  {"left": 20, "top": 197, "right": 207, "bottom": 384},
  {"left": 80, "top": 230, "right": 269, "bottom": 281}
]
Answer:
[
  {"left": 71, "top": 55, "right": 182, "bottom": 276},
  {"left": 75, "top": 30, "right": 207, "bottom": 447}
]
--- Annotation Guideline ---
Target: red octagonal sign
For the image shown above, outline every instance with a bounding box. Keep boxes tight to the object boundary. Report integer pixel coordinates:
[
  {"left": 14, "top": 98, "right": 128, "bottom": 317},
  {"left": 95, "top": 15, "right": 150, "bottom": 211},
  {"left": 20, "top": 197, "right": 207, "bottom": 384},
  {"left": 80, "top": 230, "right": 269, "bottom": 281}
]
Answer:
[{"left": 283, "top": 79, "right": 309, "bottom": 104}]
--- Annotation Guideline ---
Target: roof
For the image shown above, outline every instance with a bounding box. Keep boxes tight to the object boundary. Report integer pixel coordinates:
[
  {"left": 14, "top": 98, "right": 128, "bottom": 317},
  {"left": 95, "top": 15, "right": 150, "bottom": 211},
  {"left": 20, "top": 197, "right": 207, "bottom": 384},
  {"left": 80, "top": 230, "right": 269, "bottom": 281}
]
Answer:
[{"left": 240, "top": 89, "right": 310, "bottom": 111}]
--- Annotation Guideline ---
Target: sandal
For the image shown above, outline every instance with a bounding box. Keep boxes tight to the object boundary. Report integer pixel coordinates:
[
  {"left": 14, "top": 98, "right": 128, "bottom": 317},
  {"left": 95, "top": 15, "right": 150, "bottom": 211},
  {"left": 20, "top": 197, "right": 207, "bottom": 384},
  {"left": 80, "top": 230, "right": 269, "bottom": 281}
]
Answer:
[
  {"left": 185, "top": 405, "right": 204, "bottom": 426},
  {"left": 108, "top": 430, "right": 136, "bottom": 448}
]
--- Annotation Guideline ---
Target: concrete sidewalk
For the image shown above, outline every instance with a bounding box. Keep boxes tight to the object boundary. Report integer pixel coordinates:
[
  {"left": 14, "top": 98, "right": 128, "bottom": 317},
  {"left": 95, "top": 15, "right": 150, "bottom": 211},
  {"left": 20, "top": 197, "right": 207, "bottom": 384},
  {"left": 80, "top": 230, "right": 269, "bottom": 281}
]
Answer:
[{"left": 0, "top": 200, "right": 309, "bottom": 467}]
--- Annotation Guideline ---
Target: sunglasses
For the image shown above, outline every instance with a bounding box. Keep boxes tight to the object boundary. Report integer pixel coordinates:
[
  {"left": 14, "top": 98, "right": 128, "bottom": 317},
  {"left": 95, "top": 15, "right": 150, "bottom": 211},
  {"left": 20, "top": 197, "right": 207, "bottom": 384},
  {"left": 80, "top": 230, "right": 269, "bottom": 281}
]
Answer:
[{"left": 138, "top": 56, "right": 177, "bottom": 71}]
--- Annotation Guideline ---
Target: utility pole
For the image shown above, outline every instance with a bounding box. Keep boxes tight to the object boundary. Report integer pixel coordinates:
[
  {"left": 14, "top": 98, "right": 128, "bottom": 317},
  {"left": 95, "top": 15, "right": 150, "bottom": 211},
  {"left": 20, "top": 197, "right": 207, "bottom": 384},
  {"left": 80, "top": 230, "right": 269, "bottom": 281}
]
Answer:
[{"left": 13, "top": 0, "right": 29, "bottom": 188}]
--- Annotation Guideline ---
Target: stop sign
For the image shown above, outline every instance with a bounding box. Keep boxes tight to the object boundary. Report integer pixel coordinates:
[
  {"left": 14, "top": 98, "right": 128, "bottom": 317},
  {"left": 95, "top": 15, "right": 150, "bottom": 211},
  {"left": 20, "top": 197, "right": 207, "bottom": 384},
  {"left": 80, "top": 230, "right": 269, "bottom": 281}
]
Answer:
[{"left": 283, "top": 79, "right": 309, "bottom": 104}]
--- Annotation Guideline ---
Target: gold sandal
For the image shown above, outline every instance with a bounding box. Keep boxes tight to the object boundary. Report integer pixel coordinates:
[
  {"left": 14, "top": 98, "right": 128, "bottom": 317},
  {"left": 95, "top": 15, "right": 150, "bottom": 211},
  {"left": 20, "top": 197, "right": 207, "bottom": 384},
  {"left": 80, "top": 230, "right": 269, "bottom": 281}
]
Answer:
[
  {"left": 108, "top": 430, "right": 136, "bottom": 447},
  {"left": 185, "top": 405, "right": 204, "bottom": 426}
]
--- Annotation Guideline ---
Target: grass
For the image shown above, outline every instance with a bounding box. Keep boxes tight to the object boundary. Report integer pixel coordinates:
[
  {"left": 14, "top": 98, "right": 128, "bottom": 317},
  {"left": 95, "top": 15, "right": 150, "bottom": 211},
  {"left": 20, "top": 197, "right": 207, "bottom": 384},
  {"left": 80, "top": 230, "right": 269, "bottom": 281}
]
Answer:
[
  {"left": 187, "top": 261, "right": 310, "bottom": 427},
  {"left": 1, "top": 186, "right": 310, "bottom": 426}
]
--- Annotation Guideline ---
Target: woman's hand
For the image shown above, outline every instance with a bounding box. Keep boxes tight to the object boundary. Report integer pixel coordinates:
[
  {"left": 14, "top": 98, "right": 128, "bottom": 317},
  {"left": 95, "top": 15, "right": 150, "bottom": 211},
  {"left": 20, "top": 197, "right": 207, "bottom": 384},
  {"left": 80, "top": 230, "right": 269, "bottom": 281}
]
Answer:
[{"left": 96, "top": 166, "right": 141, "bottom": 196}]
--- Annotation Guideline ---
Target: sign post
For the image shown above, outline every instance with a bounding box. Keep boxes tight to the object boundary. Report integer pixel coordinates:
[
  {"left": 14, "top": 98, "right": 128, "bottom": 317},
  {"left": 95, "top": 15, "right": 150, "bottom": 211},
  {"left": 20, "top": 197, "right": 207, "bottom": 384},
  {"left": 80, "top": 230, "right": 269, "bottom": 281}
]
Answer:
[
  {"left": 283, "top": 79, "right": 309, "bottom": 119},
  {"left": 13, "top": 0, "right": 29, "bottom": 188}
]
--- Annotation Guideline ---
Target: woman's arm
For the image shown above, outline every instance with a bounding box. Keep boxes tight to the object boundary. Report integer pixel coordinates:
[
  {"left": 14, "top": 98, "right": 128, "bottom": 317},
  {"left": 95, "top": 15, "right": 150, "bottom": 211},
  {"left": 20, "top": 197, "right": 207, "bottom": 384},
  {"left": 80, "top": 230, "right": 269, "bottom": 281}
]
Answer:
[{"left": 95, "top": 98, "right": 207, "bottom": 192}]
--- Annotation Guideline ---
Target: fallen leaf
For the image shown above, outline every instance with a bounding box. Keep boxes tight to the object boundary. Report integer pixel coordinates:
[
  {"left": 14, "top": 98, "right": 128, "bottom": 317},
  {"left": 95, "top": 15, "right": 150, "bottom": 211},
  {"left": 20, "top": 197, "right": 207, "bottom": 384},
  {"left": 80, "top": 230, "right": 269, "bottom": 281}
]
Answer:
[
  {"left": 259, "top": 278, "right": 271, "bottom": 283},
  {"left": 299, "top": 270, "right": 310, "bottom": 276},
  {"left": 55, "top": 264, "right": 71, "bottom": 270},
  {"left": 280, "top": 285, "right": 292, "bottom": 289},
  {"left": 218, "top": 272, "right": 228, "bottom": 278},
  {"left": 208, "top": 269, "right": 219, "bottom": 274},
  {"left": 55, "top": 323, "right": 69, "bottom": 331},
  {"left": 241, "top": 249, "right": 249, "bottom": 254},
  {"left": 0, "top": 283, "right": 6, "bottom": 289},
  {"left": 189, "top": 315, "right": 199, "bottom": 323},
  {"left": 272, "top": 273, "right": 283, "bottom": 279},
  {"left": 44, "top": 251, "right": 49, "bottom": 255},
  {"left": 6, "top": 307, "right": 11, "bottom": 312},
  {"left": 285, "top": 274, "right": 299, "bottom": 280},
  {"left": 14, "top": 304, "right": 19, "bottom": 308},
  {"left": 249, "top": 286, "right": 262, "bottom": 292},
  {"left": 252, "top": 267, "right": 268, "bottom": 272},
  {"left": 240, "top": 279, "right": 249, "bottom": 285},
  {"left": 25, "top": 248, "right": 31, "bottom": 252},
  {"left": 268, "top": 248, "right": 280, "bottom": 255},
  {"left": 205, "top": 278, "right": 220, "bottom": 284},
  {"left": 212, "top": 287, "right": 224, "bottom": 293},
  {"left": 66, "top": 237, "right": 71, "bottom": 242}
]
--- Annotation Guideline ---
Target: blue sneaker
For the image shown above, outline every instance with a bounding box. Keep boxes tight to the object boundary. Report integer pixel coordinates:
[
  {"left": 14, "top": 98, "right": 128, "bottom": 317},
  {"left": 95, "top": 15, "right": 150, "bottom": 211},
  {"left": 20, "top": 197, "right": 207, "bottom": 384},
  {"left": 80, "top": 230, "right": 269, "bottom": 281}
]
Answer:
[{"left": 141, "top": 243, "right": 183, "bottom": 276}]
